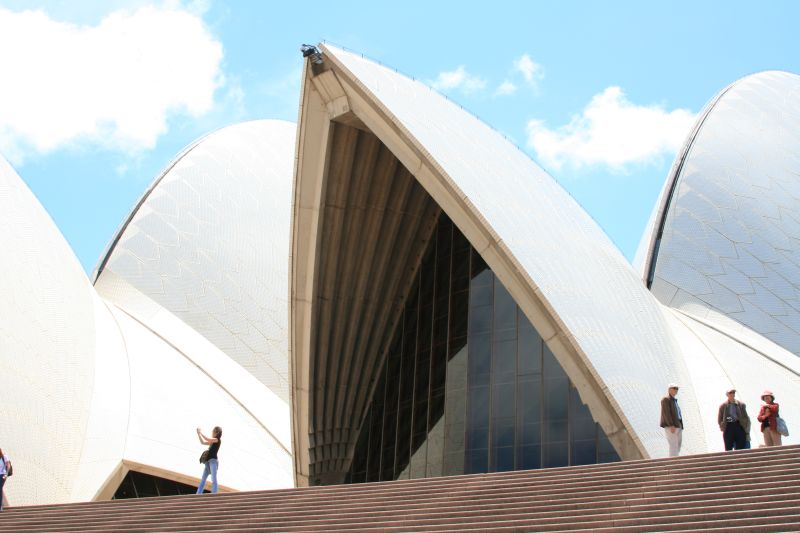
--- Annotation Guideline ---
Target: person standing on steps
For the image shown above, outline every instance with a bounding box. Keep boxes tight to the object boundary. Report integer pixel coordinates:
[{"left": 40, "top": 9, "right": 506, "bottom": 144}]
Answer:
[
  {"left": 660, "top": 383, "right": 683, "bottom": 457},
  {"left": 196, "top": 426, "right": 222, "bottom": 494},
  {"left": 757, "top": 390, "right": 782, "bottom": 447},
  {"left": 717, "top": 389, "right": 750, "bottom": 451},
  {"left": 0, "top": 448, "right": 12, "bottom": 511}
]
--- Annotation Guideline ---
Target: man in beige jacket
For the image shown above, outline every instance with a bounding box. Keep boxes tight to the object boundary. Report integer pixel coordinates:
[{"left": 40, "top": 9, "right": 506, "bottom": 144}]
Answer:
[{"left": 660, "top": 383, "right": 683, "bottom": 457}]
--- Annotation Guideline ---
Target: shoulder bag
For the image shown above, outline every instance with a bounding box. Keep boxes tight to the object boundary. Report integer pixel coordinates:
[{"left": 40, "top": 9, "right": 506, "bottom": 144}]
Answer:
[{"left": 776, "top": 416, "right": 790, "bottom": 437}]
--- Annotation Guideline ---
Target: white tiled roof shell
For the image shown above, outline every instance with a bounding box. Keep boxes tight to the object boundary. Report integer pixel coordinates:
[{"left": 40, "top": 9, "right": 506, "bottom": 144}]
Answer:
[
  {"left": 0, "top": 155, "right": 97, "bottom": 505},
  {"left": 95, "top": 120, "right": 295, "bottom": 402},
  {"left": 324, "top": 45, "right": 701, "bottom": 458},
  {"left": 648, "top": 71, "right": 800, "bottom": 355},
  {"left": 109, "top": 305, "right": 294, "bottom": 491},
  {"left": 0, "top": 122, "right": 295, "bottom": 505},
  {"left": 664, "top": 307, "right": 800, "bottom": 449}
]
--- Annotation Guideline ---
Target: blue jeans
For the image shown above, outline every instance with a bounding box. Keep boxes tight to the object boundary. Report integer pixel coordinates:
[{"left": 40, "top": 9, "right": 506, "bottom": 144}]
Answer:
[{"left": 196, "top": 459, "right": 218, "bottom": 494}]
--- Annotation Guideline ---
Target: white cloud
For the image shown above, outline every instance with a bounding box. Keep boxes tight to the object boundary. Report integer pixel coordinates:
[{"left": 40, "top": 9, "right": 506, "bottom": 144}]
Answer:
[
  {"left": 494, "top": 80, "right": 517, "bottom": 97},
  {"left": 527, "top": 86, "right": 696, "bottom": 171},
  {"left": 513, "top": 54, "right": 544, "bottom": 89},
  {"left": 0, "top": 5, "right": 224, "bottom": 163},
  {"left": 430, "top": 66, "right": 486, "bottom": 94}
]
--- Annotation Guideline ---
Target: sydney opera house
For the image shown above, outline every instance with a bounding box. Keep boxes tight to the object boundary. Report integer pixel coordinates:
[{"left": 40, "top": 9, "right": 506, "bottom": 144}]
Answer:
[{"left": 1, "top": 44, "right": 798, "bottom": 507}]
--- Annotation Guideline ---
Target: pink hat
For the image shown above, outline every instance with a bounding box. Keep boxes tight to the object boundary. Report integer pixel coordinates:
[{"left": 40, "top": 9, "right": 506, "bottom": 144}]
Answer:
[{"left": 761, "top": 390, "right": 775, "bottom": 401}]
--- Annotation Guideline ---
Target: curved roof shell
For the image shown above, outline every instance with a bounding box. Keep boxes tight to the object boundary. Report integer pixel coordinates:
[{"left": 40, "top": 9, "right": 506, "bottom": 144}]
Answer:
[
  {"left": 95, "top": 120, "right": 295, "bottom": 402},
  {"left": 291, "top": 45, "right": 701, "bottom": 484},
  {"left": 0, "top": 121, "right": 296, "bottom": 506},
  {"left": 0, "top": 154, "right": 99, "bottom": 504},
  {"left": 642, "top": 71, "right": 800, "bottom": 355}
]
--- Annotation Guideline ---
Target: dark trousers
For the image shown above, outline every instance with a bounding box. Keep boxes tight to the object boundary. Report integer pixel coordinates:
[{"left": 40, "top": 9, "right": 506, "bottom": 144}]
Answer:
[
  {"left": 0, "top": 474, "right": 5, "bottom": 511},
  {"left": 723, "top": 421, "right": 747, "bottom": 450}
]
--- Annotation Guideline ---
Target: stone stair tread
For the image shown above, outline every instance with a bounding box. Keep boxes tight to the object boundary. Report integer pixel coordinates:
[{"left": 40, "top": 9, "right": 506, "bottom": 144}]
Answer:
[
  {"left": 6, "top": 489, "right": 800, "bottom": 529},
  {"left": 0, "top": 445, "right": 797, "bottom": 532},
  {"left": 6, "top": 463, "right": 799, "bottom": 518}
]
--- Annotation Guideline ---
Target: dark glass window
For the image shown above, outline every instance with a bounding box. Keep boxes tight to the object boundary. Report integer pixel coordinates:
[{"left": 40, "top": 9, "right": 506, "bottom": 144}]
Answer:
[
  {"left": 366, "top": 369, "right": 385, "bottom": 482},
  {"left": 380, "top": 332, "right": 401, "bottom": 481},
  {"left": 113, "top": 471, "right": 201, "bottom": 499},
  {"left": 345, "top": 212, "right": 620, "bottom": 484},
  {"left": 349, "top": 420, "right": 369, "bottom": 483}
]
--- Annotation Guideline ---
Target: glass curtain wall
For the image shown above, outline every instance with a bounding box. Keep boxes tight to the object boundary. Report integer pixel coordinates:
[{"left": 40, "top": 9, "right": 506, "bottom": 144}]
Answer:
[
  {"left": 345, "top": 213, "right": 619, "bottom": 483},
  {"left": 113, "top": 471, "right": 204, "bottom": 498}
]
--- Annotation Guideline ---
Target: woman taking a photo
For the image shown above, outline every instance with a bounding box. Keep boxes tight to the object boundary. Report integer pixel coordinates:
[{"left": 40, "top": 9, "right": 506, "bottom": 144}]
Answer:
[{"left": 196, "top": 426, "right": 222, "bottom": 494}]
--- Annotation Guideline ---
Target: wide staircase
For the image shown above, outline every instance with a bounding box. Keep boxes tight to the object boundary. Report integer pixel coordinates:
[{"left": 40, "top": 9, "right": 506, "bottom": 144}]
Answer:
[{"left": 3, "top": 445, "right": 800, "bottom": 532}]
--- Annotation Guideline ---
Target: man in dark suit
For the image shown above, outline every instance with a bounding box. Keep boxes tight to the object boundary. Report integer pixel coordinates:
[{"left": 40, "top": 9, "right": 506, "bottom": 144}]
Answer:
[
  {"left": 660, "top": 383, "right": 683, "bottom": 457},
  {"left": 718, "top": 388, "right": 751, "bottom": 451}
]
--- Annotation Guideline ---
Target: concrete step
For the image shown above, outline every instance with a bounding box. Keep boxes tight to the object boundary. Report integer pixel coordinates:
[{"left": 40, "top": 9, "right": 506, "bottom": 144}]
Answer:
[
  {"left": 10, "top": 445, "right": 800, "bottom": 517},
  {"left": 6, "top": 469, "right": 800, "bottom": 525},
  {"left": 0, "top": 445, "right": 797, "bottom": 532},
  {"left": 4, "top": 486, "right": 800, "bottom": 533},
  {"left": 6, "top": 453, "right": 799, "bottom": 521}
]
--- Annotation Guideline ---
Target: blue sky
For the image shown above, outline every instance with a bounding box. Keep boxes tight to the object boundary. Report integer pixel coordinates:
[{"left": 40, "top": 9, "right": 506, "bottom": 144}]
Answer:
[{"left": 2, "top": 1, "right": 798, "bottom": 273}]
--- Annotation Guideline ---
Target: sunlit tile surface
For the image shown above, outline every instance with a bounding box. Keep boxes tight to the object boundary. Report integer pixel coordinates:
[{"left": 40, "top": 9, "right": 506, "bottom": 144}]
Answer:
[{"left": 650, "top": 72, "right": 800, "bottom": 355}]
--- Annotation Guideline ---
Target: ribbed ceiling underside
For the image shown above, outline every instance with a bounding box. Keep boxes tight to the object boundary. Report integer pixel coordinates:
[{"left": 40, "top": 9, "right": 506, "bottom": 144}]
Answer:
[{"left": 309, "top": 121, "right": 440, "bottom": 483}]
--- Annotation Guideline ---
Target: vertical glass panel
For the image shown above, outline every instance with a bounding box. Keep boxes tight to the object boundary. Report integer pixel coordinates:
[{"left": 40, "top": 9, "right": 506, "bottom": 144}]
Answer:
[
  {"left": 380, "top": 331, "right": 401, "bottom": 481},
  {"left": 518, "top": 316, "right": 542, "bottom": 376},
  {"left": 154, "top": 477, "right": 179, "bottom": 496},
  {"left": 468, "top": 300, "right": 492, "bottom": 335},
  {"left": 131, "top": 471, "right": 159, "bottom": 498},
  {"left": 571, "top": 439, "right": 598, "bottom": 466},
  {"left": 444, "top": 224, "right": 469, "bottom": 476},
  {"left": 492, "top": 446, "right": 515, "bottom": 472},
  {"left": 470, "top": 248, "right": 489, "bottom": 278},
  {"left": 411, "top": 247, "right": 433, "bottom": 479},
  {"left": 465, "top": 384, "right": 489, "bottom": 473},
  {"left": 467, "top": 333, "right": 490, "bottom": 386},
  {"left": 491, "top": 383, "right": 516, "bottom": 445},
  {"left": 516, "top": 321, "right": 542, "bottom": 471},
  {"left": 470, "top": 281, "right": 493, "bottom": 310},
  {"left": 350, "top": 418, "right": 369, "bottom": 483},
  {"left": 466, "top": 247, "right": 490, "bottom": 476},
  {"left": 493, "top": 281, "right": 516, "bottom": 332},
  {"left": 543, "top": 345, "right": 569, "bottom": 468},
  {"left": 543, "top": 344, "right": 568, "bottom": 380},
  {"left": 491, "top": 381, "right": 516, "bottom": 471},
  {"left": 113, "top": 473, "right": 138, "bottom": 499},
  {"left": 517, "top": 444, "right": 541, "bottom": 470},
  {"left": 570, "top": 385, "right": 597, "bottom": 465},
  {"left": 366, "top": 370, "right": 385, "bottom": 482},
  {"left": 426, "top": 391, "right": 445, "bottom": 477},
  {"left": 598, "top": 431, "right": 621, "bottom": 464},
  {"left": 492, "top": 338, "right": 516, "bottom": 385},
  {"left": 427, "top": 222, "right": 449, "bottom": 478},
  {"left": 544, "top": 442, "right": 569, "bottom": 468},
  {"left": 518, "top": 377, "right": 542, "bottom": 427},
  {"left": 444, "top": 343, "right": 468, "bottom": 476},
  {"left": 467, "top": 448, "right": 489, "bottom": 474},
  {"left": 569, "top": 385, "right": 597, "bottom": 441},
  {"left": 395, "top": 291, "right": 417, "bottom": 479},
  {"left": 449, "top": 239, "right": 469, "bottom": 345},
  {"left": 544, "top": 385, "right": 569, "bottom": 427},
  {"left": 408, "top": 441, "right": 428, "bottom": 479},
  {"left": 430, "top": 340, "right": 448, "bottom": 403}
]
